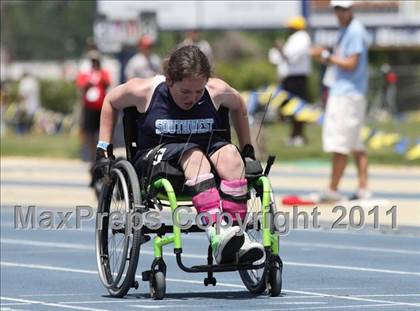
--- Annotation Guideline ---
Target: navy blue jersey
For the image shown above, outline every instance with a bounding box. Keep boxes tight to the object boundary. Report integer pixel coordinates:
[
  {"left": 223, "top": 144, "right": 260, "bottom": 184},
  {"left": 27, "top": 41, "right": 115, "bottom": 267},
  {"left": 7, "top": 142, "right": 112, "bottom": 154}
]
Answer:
[{"left": 136, "top": 81, "right": 231, "bottom": 152}]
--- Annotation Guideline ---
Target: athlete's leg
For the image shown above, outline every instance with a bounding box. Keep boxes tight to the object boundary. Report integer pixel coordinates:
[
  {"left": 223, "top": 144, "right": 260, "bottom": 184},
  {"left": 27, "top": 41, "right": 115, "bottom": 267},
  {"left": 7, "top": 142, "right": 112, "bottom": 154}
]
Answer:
[
  {"left": 210, "top": 144, "right": 263, "bottom": 263},
  {"left": 181, "top": 147, "right": 244, "bottom": 264},
  {"left": 210, "top": 144, "right": 246, "bottom": 220},
  {"left": 180, "top": 147, "right": 212, "bottom": 181}
]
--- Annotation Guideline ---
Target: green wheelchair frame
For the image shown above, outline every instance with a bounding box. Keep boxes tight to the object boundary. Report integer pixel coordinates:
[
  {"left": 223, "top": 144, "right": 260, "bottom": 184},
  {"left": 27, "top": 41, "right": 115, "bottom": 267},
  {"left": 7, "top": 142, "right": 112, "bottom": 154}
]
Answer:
[{"left": 95, "top": 107, "right": 283, "bottom": 299}]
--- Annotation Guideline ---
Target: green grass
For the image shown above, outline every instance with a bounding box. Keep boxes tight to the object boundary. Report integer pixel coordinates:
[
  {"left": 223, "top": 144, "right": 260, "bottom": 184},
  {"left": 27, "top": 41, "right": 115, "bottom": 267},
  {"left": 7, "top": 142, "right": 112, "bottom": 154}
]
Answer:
[
  {"left": 1, "top": 120, "right": 419, "bottom": 166},
  {"left": 1, "top": 132, "right": 80, "bottom": 158},
  {"left": 249, "top": 120, "right": 420, "bottom": 166}
]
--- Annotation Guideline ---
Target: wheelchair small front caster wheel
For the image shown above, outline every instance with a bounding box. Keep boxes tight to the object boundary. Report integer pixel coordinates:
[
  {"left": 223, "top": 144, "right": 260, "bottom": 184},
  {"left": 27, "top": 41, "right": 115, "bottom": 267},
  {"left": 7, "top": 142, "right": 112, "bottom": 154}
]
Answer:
[
  {"left": 204, "top": 277, "right": 216, "bottom": 286},
  {"left": 268, "top": 259, "right": 282, "bottom": 297},
  {"left": 150, "top": 271, "right": 166, "bottom": 300}
]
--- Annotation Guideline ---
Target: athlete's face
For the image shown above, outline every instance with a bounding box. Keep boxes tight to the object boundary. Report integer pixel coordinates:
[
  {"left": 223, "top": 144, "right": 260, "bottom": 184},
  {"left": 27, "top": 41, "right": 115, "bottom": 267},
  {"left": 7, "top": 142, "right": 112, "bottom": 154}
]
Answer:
[{"left": 167, "top": 76, "right": 207, "bottom": 110}]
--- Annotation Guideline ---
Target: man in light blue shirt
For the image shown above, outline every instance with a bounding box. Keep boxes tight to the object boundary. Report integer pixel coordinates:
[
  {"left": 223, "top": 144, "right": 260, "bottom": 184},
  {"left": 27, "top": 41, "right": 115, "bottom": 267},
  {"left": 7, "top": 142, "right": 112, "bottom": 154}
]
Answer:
[
  {"left": 311, "top": 0, "right": 371, "bottom": 202},
  {"left": 330, "top": 15, "right": 369, "bottom": 97}
]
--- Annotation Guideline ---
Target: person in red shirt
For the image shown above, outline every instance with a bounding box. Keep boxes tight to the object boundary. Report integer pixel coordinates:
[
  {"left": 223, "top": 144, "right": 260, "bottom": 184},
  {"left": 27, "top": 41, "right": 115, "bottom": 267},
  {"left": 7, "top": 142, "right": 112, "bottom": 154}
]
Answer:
[{"left": 76, "top": 50, "right": 111, "bottom": 162}]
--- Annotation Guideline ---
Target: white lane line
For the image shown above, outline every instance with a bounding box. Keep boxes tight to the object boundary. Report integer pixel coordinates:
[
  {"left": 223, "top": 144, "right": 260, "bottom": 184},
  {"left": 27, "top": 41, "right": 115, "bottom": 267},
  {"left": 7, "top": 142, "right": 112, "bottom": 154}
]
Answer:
[
  {"left": 128, "top": 306, "right": 165, "bottom": 309},
  {"left": 1, "top": 222, "right": 97, "bottom": 232},
  {"left": 354, "top": 294, "right": 420, "bottom": 297},
  {"left": 283, "top": 241, "right": 420, "bottom": 256},
  {"left": 285, "top": 289, "right": 420, "bottom": 308},
  {"left": 269, "top": 302, "right": 327, "bottom": 305},
  {"left": 286, "top": 262, "right": 420, "bottom": 276},
  {"left": 1, "top": 262, "right": 98, "bottom": 275},
  {"left": 61, "top": 299, "right": 184, "bottom": 304},
  {"left": 0, "top": 296, "right": 110, "bottom": 311},
  {"left": 2, "top": 238, "right": 420, "bottom": 276},
  {"left": 299, "top": 287, "right": 372, "bottom": 290},
  {"left": 1, "top": 238, "right": 93, "bottom": 250},
  {"left": 290, "top": 228, "right": 420, "bottom": 238},
  {"left": 4, "top": 235, "right": 420, "bottom": 257},
  {"left": 128, "top": 305, "right": 195, "bottom": 309},
  {"left": 0, "top": 302, "right": 32, "bottom": 306},
  {"left": 130, "top": 302, "right": 327, "bottom": 310},
  {"left": 281, "top": 295, "right": 328, "bottom": 299},
  {"left": 2, "top": 261, "right": 420, "bottom": 308},
  {"left": 20, "top": 293, "right": 100, "bottom": 297},
  {"left": 268, "top": 303, "right": 402, "bottom": 310}
]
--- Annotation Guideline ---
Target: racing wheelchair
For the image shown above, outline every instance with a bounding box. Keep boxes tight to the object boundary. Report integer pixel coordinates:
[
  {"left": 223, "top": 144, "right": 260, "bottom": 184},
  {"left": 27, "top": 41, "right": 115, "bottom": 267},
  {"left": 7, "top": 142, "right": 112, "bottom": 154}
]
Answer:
[{"left": 95, "top": 107, "right": 283, "bottom": 299}]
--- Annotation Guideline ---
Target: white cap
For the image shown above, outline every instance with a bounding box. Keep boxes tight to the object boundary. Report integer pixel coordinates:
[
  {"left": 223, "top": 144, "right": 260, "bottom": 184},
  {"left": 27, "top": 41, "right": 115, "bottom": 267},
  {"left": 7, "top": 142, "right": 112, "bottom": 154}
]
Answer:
[{"left": 330, "top": 0, "right": 354, "bottom": 8}]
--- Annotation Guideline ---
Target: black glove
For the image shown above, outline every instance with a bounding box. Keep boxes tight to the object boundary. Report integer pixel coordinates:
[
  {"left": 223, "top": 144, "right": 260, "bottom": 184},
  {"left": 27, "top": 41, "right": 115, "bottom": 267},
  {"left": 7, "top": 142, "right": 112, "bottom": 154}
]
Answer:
[
  {"left": 242, "top": 144, "right": 263, "bottom": 179},
  {"left": 91, "top": 144, "right": 115, "bottom": 181},
  {"left": 242, "top": 144, "right": 256, "bottom": 160}
]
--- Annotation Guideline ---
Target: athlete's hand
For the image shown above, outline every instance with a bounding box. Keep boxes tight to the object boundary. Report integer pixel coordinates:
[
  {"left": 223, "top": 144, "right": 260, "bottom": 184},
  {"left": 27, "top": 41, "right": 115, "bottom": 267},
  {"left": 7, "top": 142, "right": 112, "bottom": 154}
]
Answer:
[
  {"left": 92, "top": 144, "right": 115, "bottom": 180},
  {"left": 241, "top": 144, "right": 256, "bottom": 160},
  {"left": 242, "top": 144, "right": 263, "bottom": 180}
]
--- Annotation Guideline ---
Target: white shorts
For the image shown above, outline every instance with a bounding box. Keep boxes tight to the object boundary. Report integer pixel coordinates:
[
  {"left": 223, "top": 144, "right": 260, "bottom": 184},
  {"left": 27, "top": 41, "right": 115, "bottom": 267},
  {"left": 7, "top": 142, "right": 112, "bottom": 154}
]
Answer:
[{"left": 323, "top": 95, "right": 366, "bottom": 155}]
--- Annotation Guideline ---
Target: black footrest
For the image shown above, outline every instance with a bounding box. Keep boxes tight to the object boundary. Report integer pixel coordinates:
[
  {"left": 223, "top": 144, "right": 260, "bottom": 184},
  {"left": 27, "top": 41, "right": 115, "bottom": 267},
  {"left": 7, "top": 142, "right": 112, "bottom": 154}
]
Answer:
[
  {"left": 176, "top": 252, "right": 266, "bottom": 273},
  {"left": 190, "top": 262, "right": 261, "bottom": 272},
  {"left": 191, "top": 263, "right": 237, "bottom": 270}
]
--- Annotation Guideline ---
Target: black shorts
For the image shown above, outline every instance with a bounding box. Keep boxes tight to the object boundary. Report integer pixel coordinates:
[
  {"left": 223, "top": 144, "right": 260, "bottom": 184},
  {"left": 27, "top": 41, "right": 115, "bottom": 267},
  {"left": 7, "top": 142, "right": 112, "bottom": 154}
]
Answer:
[
  {"left": 282, "top": 75, "right": 309, "bottom": 102},
  {"left": 81, "top": 106, "right": 101, "bottom": 133},
  {"left": 133, "top": 141, "right": 231, "bottom": 192}
]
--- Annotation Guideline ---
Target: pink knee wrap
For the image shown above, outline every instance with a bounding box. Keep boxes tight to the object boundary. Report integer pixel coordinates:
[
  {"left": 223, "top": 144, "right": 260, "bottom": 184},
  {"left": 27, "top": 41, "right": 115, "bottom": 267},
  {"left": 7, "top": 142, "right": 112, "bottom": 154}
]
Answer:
[
  {"left": 220, "top": 179, "right": 248, "bottom": 221},
  {"left": 192, "top": 187, "right": 221, "bottom": 224}
]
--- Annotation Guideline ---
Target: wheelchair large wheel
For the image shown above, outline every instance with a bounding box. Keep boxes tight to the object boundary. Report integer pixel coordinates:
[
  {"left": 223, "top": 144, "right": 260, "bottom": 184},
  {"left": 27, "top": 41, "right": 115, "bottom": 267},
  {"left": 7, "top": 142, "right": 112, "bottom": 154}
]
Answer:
[
  {"left": 239, "top": 186, "right": 280, "bottom": 295},
  {"left": 95, "top": 160, "right": 142, "bottom": 297}
]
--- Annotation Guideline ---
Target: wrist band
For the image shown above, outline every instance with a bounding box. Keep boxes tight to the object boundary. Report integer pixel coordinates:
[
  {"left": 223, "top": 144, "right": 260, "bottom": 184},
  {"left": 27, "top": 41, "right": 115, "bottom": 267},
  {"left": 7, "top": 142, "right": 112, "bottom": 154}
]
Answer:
[{"left": 97, "top": 141, "right": 110, "bottom": 150}]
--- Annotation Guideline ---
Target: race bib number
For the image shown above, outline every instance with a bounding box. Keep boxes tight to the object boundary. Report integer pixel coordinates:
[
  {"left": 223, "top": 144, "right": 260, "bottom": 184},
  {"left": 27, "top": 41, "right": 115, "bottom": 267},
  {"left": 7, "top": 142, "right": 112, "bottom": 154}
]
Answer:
[{"left": 153, "top": 148, "right": 167, "bottom": 165}]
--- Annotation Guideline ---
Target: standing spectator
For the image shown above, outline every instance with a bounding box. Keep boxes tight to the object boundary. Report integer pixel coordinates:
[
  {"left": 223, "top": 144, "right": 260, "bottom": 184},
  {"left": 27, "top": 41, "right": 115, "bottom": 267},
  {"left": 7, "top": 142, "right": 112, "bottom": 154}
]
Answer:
[
  {"left": 124, "top": 36, "right": 161, "bottom": 80},
  {"left": 78, "top": 37, "right": 98, "bottom": 74},
  {"left": 179, "top": 29, "right": 213, "bottom": 65},
  {"left": 76, "top": 51, "right": 111, "bottom": 162},
  {"left": 268, "top": 16, "right": 312, "bottom": 147},
  {"left": 17, "top": 71, "right": 40, "bottom": 134},
  {"left": 311, "top": 0, "right": 371, "bottom": 201}
]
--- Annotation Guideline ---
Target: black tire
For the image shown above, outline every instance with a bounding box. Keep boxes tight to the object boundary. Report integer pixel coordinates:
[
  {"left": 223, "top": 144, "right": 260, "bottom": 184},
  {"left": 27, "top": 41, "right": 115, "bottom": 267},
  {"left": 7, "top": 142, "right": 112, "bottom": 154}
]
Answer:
[
  {"left": 95, "top": 159, "right": 143, "bottom": 298},
  {"left": 150, "top": 271, "right": 166, "bottom": 300},
  {"left": 92, "top": 179, "right": 103, "bottom": 201},
  {"left": 239, "top": 188, "right": 268, "bottom": 295},
  {"left": 268, "top": 257, "right": 282, "bottom": 297}
]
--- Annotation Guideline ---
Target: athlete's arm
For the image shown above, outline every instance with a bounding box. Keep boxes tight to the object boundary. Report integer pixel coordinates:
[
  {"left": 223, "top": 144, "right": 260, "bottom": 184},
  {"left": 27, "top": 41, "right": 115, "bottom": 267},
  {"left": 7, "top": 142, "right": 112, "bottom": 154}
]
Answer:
[
  {"left": 98, "top": 78, "right": 151, "bottom": 143},
  {"left": 208, "top": 78, "right": 251, "bottom": 149}
]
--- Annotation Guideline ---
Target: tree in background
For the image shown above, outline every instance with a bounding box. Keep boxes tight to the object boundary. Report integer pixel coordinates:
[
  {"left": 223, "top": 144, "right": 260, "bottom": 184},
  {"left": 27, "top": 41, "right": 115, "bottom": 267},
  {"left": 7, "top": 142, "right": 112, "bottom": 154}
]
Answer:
[{"left": 1, "top": 0, "right": 96, "bottom": 61}]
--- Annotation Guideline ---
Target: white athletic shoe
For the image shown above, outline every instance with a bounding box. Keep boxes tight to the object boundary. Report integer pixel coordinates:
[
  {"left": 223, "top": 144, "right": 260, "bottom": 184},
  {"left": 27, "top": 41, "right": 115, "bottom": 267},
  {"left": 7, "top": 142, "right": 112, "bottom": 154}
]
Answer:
[
  {"left": 209, "top": 226, "right": 244, "bottom": 264},
  {"left": 238, "top": 232, "right": 265, "bottom": 263},
  {"left": 349, "top": 189, "right": 373, "bottom": 201},
  {"left": 310, "top": 189, "right": 344, "bottom": 203}
]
